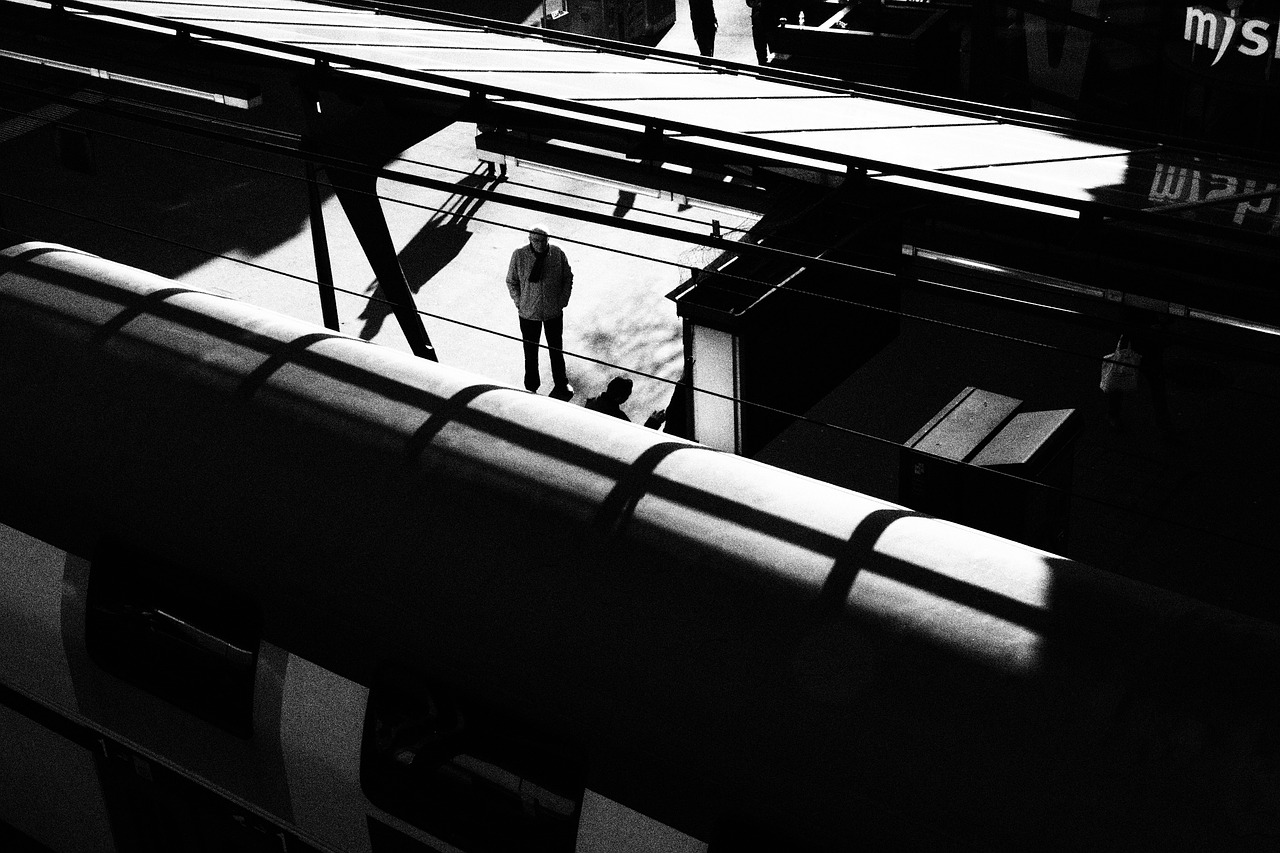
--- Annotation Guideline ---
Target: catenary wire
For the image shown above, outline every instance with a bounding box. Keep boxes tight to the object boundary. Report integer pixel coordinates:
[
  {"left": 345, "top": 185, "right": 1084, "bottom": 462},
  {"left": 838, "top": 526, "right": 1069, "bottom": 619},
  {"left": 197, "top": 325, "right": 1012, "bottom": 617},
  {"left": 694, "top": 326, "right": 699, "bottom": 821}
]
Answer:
[
  {"left": 4, "top": 5, "right": 1280, "bottom": 605},
  {"left": 3, "top": 91, "right": 1279, "bottom": 407},
  {"left": 10, "top": 93, "right": 1279, "bottom": 402},
  {"left": 7, "top": 75, "right": 1260, "bottom": 354},
  {"left": 5, "top": 83, "right": 1274, "bottom": 368},
  {"left": 0, "top": 93, "right": 1158, "bottom": 365},
  {"left": 0, "top": 98, "right": 1111, "bottom": 371},
  {"left": 6, "top": 191, "right": 1277, "bottom": 563},
  {"left": 2, "top": 87, "right": 1276, "bottom": 429},
  {"left": 4, "top": 82, "right": 1278, "bottom": 391}
]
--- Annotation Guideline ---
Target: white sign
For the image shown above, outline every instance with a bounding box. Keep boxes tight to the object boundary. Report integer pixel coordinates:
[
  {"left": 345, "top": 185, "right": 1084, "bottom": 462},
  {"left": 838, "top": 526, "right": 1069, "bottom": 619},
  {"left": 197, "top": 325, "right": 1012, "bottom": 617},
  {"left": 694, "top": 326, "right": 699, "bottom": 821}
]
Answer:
[{"left": 1184, "top": 4, "right": 1280, "bottom": 66}]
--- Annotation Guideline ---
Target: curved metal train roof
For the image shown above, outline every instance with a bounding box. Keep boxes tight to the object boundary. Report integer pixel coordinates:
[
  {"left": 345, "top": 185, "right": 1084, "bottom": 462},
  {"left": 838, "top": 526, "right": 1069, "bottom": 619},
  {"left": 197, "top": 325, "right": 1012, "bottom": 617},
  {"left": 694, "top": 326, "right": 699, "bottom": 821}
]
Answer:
[{"left": 5, "top": 0, "right": 1278, "bottom": 232}]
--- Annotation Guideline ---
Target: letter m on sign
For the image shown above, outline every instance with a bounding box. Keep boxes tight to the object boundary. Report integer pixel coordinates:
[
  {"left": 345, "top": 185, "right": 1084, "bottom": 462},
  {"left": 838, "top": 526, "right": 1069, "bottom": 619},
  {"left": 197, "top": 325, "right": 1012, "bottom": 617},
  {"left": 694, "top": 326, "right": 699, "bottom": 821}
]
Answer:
[
  {"left": 1184, "top": 6, "right": 1220, "bottom": 49},
  {"left": 1149, "top": 164, "right": 1191, "bottom": 204}
]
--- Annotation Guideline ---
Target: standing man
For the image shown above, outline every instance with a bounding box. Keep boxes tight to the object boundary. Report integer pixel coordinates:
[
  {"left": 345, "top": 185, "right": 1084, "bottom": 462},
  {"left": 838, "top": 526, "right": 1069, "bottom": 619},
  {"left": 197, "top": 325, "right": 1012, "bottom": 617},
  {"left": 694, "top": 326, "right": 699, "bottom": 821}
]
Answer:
[
  {"left": 689, "top": 0, "right": 718, "bottom": 58},
  {"left": 507, "top": 227, "right": 574, "bottom": 399}
]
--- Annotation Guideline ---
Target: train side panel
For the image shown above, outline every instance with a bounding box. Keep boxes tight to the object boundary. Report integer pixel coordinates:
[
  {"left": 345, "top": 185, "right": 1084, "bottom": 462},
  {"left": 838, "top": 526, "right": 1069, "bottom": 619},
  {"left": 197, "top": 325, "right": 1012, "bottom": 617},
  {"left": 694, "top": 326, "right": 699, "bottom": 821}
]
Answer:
[
  {"left": 0, "top": 243, "right": 714, "bottom": 852},
  {"left": 0, "top": 524, "right": 115, "bottom": 852},
  {"left": 3, "top": 242, "right": 1280, "bottom": 851}
]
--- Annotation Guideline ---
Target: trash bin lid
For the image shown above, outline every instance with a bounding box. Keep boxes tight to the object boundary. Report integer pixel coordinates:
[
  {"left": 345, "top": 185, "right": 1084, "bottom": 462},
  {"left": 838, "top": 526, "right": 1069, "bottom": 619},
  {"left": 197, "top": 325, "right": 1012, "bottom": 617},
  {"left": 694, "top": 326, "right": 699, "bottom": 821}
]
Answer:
[
  {"left": 905, "top": 387, "right": 1021, "bottom": 461},
  {"left": 970, "top": 409, "right": 1076, "bottom": 467}
]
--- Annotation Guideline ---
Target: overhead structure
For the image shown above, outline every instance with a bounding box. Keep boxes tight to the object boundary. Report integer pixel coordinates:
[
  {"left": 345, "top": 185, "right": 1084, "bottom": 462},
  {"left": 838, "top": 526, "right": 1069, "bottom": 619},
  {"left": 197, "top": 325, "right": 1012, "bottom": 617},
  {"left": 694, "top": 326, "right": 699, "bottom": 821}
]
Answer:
[
  {"left": 1, "top": 0, "right": 1275, "bottom": 227},
  {"left": 0, "top": 0, "right": 1277, "bottom": 447}
]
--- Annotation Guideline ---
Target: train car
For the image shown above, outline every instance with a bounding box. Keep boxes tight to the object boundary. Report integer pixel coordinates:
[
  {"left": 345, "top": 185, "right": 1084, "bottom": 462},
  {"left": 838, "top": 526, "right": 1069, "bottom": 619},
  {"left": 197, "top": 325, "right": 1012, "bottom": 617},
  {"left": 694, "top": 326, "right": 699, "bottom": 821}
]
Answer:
[{"left": 2, "top": 238, "right": 1280, "bottom": 853}]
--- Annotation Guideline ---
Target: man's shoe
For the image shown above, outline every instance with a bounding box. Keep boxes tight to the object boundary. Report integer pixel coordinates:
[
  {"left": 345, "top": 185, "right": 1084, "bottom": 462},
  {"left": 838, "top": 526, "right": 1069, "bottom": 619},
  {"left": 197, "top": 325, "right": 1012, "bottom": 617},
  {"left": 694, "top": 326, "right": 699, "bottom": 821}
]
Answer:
[{"left": 549, "top": 384, "right": 574, "bottom": 401}]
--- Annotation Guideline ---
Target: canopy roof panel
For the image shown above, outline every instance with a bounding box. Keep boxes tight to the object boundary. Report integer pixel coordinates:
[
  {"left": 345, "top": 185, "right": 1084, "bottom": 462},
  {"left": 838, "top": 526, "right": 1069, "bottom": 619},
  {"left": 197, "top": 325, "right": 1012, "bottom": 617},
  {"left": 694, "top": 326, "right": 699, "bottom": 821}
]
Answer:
[{"left": 5, "top": 0, "right": 1278, "bottom": 230}]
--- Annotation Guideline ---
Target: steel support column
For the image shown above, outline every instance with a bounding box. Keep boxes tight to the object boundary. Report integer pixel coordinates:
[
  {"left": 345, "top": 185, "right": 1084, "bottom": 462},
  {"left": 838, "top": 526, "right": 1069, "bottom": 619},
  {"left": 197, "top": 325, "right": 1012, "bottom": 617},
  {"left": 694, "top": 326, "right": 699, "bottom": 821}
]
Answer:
[
  {"left": 302, "top": 83, "right": 460, "bottom": 361},
  {"left": 303, "top": 159, "right": 339, "bottom": 332}
]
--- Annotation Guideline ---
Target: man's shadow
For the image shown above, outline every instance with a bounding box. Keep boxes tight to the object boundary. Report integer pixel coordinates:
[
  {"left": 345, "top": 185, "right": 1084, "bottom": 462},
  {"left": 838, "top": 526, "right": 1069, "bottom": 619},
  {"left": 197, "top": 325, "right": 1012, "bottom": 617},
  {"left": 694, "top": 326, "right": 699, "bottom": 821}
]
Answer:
[{"left": 358, "top": 167, "right": 500, "bottom": 341}]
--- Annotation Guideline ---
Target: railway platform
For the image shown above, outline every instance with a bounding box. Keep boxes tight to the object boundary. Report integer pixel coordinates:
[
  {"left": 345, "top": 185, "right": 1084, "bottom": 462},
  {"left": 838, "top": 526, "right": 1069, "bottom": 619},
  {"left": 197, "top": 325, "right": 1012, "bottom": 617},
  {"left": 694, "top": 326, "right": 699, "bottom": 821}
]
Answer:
[{"left": 1, "top": 0, "right": 1277, "bottom": 626}]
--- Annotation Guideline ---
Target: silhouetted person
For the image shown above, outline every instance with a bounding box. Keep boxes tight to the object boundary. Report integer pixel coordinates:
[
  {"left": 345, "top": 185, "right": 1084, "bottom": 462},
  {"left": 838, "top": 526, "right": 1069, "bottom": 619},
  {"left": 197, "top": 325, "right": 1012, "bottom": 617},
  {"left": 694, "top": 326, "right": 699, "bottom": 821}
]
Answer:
[
  {"left": 507, "top": 227, "right": 573, "bottom": 399},
  {"left": 747, "top": 0, "right": 782, "bottom": 64},
  {"left": 1106, "top": 311, "right": 1173, "bottom": 436},
  {"left": 689, "top": 0, "right": 718, "bottom": 57},
  {"left": 586, "top": 376, "right": 666, "bottom": 429}
]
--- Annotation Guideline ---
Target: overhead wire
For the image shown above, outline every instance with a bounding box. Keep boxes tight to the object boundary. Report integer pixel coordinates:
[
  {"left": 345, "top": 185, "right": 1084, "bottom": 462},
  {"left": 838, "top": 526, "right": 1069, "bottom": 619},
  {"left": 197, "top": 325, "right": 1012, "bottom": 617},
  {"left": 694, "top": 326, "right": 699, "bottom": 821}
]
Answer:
[
  {"left": 0, "top": 105, "right": 1094, "bottom": 430},
  {"left": 0, "top": 77, "right": 1276, "bottom": 509},
  {"left": 6, "top": 90, "right": 1276, "bottom": 399},
  {"left": 4, "top": 85, "right": 1280, "bottom": 422},
  {"left": 0, "top": 91, "right": 1115, "bottom": 360},
  {"left": 3, "top": 2, "right": 1279, "bottom": 606},
  {"left": 2, "top": 139, "right": 1277, "bottom": 558},
  {"left": 79, "top": 102, "right": 1280, "bottom": 374},
  {"left": 3, "top": 84, "right": 1278, "bottom": 395},
  {"left": 0, "top": 78, "right": 1166, "bottom": 326},
  {"left": 7, "top": 187, "right": 1278, "bottom": 565}
]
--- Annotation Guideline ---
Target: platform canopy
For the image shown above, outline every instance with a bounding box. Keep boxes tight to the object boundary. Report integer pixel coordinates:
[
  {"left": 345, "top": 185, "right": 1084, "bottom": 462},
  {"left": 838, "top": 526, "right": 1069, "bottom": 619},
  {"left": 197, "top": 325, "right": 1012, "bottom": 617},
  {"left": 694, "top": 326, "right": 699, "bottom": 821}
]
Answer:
[{"left": 2, "top": 0, "right": 1276, "bottom": 235}]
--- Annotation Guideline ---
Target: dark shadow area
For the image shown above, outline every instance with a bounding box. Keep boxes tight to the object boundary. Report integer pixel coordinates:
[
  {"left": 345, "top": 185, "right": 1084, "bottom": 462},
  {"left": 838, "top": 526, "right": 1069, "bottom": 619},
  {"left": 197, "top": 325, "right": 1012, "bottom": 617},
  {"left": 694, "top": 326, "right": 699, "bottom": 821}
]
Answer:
[
  {"left": 756, "top": 258, "right": 1280, "bottom": 625},
  {"left": 85, "top": 537, "right": 261, "bottom": 739},
  {"left": 357, "top": 167, "right": 501, "bottom": 342},
  {"left": 361, "top": 661, "right": 584, "bottom": 852},
  {"left": 0, "top": 67, "right": 319, "bottom": 283},
  {"left": 1035, "top": 554, "right": 1280, "bottom": 851},
  {"left": 611, "top": 190, "right": 636, "bottom": 218},
  {"left": 0, "top": 818, "right": 57, "bottom": 853}
]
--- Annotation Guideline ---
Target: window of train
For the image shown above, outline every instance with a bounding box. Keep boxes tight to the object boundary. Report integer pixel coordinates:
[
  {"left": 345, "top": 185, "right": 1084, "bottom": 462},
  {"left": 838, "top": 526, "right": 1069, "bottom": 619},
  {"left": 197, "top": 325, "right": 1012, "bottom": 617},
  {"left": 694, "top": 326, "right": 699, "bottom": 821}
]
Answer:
[
  {"left": 97, "top": 738, "right": 322, "bottom": 853},
  {"left": 85, "top": 537, "right": 261, "bottom": 738},
  {"left": 360, "top": 664, "right": 585, "bottom": 853}
]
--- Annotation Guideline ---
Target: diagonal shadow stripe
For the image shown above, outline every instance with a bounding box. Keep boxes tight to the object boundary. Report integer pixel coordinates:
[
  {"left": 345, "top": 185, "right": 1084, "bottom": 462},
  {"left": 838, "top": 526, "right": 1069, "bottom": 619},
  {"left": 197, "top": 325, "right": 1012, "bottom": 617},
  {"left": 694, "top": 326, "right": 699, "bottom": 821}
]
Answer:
[
  {"left": 236, "top": 331, "right": 351, "bottom": 400},
  {"left": 593, "top": 441, "right": 721, "bottom": 539},
  {"left": 818, "top": 509, "right": 1054, "bottom": 633},
  {"left": 817, "top": 508, "right": 918, "bottom": 614},
  {"left": 0, "top": 243, "right": 91, "bottom": 281},
  {"left": 89, "top": 287, "right": 206, "bottom": 347},
  {"left": 404, "top": 383, "right": 505, "bottom": 462}
]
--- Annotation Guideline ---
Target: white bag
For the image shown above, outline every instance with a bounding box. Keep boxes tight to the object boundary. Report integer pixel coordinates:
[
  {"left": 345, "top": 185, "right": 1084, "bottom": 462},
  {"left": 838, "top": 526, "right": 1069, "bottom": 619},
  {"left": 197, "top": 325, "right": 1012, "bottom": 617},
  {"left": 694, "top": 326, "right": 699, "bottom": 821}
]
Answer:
[{"left": 1100, "top": 337, "right": 1141, "bottom": 392}]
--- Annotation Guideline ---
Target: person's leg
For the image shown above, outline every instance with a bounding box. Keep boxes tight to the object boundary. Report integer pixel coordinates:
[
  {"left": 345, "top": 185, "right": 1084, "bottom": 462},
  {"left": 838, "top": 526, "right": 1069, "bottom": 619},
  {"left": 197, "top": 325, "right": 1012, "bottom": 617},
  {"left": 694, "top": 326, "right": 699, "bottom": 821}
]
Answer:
[
  {"left": 519, "top": 316, "right": 542, "bottom": 392},
  {"left": 545, "top": 314, "right": 569, "bottom": 391},
  {"left": 752, "top": 17, "right": 769, "bottom": 64},
  {"left": 693, "top": 23, "right": 715, "bottom": 57}
]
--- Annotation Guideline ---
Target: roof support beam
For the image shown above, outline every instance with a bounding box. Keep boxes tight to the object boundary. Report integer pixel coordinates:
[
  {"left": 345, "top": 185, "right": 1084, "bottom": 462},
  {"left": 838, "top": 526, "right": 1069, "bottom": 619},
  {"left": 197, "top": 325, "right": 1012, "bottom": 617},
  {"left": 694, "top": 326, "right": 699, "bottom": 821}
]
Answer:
[{"left": 301, "top": 86, "right": 462, "bottom": 361}]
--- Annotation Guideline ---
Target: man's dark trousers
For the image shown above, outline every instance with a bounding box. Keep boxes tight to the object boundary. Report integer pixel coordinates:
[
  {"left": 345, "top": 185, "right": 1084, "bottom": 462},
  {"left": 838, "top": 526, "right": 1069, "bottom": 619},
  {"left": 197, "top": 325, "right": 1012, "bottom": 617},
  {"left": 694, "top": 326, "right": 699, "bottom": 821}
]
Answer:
[{"left": 520, "top": 315, "right": 567, "bottom": 392}]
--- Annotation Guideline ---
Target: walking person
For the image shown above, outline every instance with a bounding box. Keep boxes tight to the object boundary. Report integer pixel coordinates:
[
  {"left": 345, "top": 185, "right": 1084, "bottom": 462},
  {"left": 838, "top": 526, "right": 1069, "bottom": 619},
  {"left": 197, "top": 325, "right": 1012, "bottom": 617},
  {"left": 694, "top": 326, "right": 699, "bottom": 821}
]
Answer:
[
  {"left": 586, "top": 376, "right": 667, "bottom": 429},
  {"left": 747, "top": 0, "right": 780, "bottom": 65},
  {"left": 506, "top": 227, "right": 574, "bottom": 400},
  {"left": 689, "top": 0, "right": 718, "bottom": 57}
]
